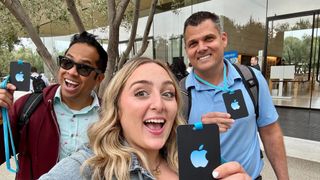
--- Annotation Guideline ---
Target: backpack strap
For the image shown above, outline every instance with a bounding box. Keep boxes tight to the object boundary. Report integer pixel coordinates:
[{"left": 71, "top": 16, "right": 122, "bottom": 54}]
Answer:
[
  {"left": 179, "top": 77, "right": 191, "bottom": 122},
  {"left": 18, "top": 92, "right": 43, "bottom": 129},
  {"left": 232, "top": 63, "right": 259, "bottom": 120}
]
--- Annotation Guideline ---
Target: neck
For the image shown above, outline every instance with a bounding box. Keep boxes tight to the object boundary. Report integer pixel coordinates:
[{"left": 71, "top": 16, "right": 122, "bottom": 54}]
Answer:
[
  {"left": 62, "top": 95, "right": 93, "bottom": 110},
  {"left": 144, "top": 150, "right": 162, "bottom": 175},
  {"left": 195, "top": 61, "right": 225, "bottom": 86}
]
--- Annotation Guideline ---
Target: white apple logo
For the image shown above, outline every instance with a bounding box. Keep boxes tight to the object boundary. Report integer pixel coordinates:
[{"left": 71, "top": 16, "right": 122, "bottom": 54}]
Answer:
[
  {"left": 231, "top": 99, "right": 240, "bottom": 110},
  {"left": 15, "top": 72, "right": 24, "bottom": 82},
  {"left": 190, "top": 144, "right": 208, "bottom": 168}
]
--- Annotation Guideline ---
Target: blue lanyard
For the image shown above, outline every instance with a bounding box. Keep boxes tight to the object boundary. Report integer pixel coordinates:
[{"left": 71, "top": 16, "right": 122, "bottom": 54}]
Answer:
[
  {"left": 193, "top": 63, "right": 234, "bottom": 94},
  {"left": 0, "top": 76, "right": 19, "bottom": 173}
]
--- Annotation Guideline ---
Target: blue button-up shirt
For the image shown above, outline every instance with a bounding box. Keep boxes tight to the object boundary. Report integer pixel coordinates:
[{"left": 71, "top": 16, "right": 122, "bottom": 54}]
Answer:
[{"left": 53, "top": 87, "right": 100, "bottom": 160}]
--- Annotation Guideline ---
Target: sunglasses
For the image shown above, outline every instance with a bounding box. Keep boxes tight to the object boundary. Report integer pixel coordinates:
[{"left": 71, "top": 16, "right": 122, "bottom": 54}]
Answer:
[{"left": 57, "top": 56, "right": 102, "bottom": 77}]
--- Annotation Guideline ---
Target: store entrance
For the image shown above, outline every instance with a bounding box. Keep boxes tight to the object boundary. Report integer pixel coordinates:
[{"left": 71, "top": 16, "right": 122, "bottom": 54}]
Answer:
[{"left": 264, "top": 10, "right": 320, "bottom": 141}]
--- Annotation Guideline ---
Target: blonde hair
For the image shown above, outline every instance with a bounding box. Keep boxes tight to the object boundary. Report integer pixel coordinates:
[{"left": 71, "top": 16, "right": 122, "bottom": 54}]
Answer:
[{"left": 83, "top": 57, "right": 186, "bottom": 179}]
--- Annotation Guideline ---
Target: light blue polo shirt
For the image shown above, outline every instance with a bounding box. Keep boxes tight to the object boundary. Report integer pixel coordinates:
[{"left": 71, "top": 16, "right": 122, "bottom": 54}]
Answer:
[
  {"left": 53, "top": 87, "right": 100, "bottom": 160},
  {"left": 185, "top": 59, "right": 278, "bottom": 178}
]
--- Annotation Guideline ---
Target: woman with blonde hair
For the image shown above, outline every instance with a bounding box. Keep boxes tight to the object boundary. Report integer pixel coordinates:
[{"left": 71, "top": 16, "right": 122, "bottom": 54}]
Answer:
[{"left": 40, "top": 57, "right": 250, "bottom": 180}]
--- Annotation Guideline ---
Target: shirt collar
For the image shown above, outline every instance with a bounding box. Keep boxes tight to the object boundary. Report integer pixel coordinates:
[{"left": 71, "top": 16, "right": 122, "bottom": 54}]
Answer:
[
  {"left": 54, "top": 86, "right": 100, "bottom": 111},
  {"left": 186, "top": 59, "right": 242, "bottom": 91},
  {"left": 129, "top": 153, "right": 155, "bottom": 180}
]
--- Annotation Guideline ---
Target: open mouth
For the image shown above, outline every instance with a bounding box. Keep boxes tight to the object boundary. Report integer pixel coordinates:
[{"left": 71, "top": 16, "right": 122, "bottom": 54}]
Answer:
[
  {"left": 143, "top": 119, "right": 166, "bottom": 130},
  {"left": 65, "top": 79, "right": 79, "bottom": 88}
]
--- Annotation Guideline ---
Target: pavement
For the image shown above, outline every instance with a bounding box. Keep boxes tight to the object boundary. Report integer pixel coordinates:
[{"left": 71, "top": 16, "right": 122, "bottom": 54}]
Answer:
[{"left": 0, "top": 136, "right": 319, "bottom": 179}]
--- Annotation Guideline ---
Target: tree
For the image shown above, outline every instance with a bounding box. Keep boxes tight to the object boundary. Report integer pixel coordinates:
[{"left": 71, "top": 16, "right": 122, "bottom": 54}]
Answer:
[
  {"left": 1, "top": 0, "right": 160, "bottom": 97},
  {"left": 0, "top": 0, "right": 70, "bottom": 78}
]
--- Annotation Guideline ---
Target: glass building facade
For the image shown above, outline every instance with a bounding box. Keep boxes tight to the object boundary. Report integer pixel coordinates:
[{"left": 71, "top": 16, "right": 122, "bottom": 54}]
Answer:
[{"left": 30, "top": 0, "right": 320, "bottom": 141}]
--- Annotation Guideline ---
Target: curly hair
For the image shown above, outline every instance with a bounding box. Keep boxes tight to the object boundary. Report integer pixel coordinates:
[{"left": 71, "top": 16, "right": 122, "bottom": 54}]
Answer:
[{"left": 83, "top": 57, "right": 186, "bottom": 180}]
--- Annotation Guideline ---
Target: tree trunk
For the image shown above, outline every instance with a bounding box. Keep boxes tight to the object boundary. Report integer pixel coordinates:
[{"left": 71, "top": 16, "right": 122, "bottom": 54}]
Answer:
[
  {"left": 98, "top": 0, "right": 130, "bottom": 97},
  {"left": 1, "top": 0, "right": 58, "bottom": 78},
  {"left": 118, "top": 0, "right": 140, "bottom": 68},
  {"left": 66, "top": 0, "right": 86, "bottom": 33},
  {"left": 133, "top": 0, "right": 157, "bottom": 59}
]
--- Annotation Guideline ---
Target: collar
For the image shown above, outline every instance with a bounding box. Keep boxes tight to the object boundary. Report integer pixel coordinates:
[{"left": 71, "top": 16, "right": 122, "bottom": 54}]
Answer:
[
  {"left": 129, "top": 153, "right": 155, "bottom": 180},
  {"left": 186, "top": 59, "right": 242, "bottom": 91},
  {"left": 53, "top": 86, "right": 100, "bottom": 112}
]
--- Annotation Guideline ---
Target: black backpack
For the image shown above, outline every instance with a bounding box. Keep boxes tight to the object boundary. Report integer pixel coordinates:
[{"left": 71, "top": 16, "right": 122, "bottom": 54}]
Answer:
[
  {"left": 31, "top": 75, "right": 46, "bottom": 93},
  {"left": 18, "top": 92, "right": 43, "bottom": 130}
]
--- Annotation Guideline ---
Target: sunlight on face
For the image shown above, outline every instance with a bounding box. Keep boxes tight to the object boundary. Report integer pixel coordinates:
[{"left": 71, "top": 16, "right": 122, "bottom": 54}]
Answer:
[{"left": 118, "top": 62, "right": 178, "bottom": 154}]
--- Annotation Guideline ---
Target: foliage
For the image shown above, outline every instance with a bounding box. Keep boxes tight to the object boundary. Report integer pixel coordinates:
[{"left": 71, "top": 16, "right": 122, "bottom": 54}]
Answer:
[
  {"left": 18, "top": 0, "right": 69, "bottom": 31},
  {"left": 0, "top": 47, "right": 43, "bottom": 76},
  {"left": 0, "top": 3, "right": 21, "bottom": 51},
  {"left": 0, "top": 49, "right": 14, "bottom": 77}
]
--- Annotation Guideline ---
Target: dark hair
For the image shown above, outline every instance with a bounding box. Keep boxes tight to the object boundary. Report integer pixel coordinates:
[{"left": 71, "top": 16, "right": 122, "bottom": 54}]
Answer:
[
  {"left": 65, "top": 31, "right": 108, "bottom": 73},
  {"left": 170, "top": 57, "right": 188, "bottom": 81},
  {"left": 183, "top": 11, "right": 222, "bottom": 35},
  {"left": 31, "top": 66, "right": 37, "bottom": 73}
]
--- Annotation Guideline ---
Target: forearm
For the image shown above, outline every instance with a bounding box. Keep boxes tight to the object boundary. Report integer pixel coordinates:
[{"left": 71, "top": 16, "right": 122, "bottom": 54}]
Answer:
[{"left": 259, "top": 122, "right": 289, "bottom": 180}]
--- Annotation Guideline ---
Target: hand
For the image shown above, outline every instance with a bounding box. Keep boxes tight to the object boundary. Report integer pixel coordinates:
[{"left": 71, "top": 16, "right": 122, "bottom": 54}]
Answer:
[
  {"left": 201, "top": 112, "right": 234, "bottom": 132},
  {"left": 212, "top": 161, "right": 251, "bottom": 180},
  {"left": 0, "top": 83, "right": 16, "bottom": 109}
]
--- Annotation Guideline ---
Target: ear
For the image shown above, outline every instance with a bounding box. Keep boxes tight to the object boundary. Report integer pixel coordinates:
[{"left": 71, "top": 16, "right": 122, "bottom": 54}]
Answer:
[
  {"left": 96, "top": 73, "right": 105, "bottom": 84},
  {"left": 221, "top": 32, "right": 228, "bottom": 48}
]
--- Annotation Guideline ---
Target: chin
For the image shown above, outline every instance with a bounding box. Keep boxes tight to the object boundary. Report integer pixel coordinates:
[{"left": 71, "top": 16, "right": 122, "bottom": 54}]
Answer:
[{"left": 146, "top": 140, "right": 166, "bottom": 151}]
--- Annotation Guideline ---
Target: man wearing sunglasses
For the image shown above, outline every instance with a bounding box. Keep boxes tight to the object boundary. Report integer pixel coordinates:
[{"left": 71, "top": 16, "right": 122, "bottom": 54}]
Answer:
[{"left": 0, "top": 31, "right": 108, "bottom": 179}]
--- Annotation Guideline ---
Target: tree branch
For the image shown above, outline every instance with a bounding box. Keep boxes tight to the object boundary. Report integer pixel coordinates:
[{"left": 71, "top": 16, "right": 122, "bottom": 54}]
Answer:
[
  {"left": 118, "top": 0, "right": 140, "bottom": 68},
  {"left": 65, "top": 0, "right": 86, "bottom": 33},
  {"left": 133, "top": 0, "right": 157, "bottom": 58},
  {"left": 114, "top": 0, "right": 130, "bottom": 28}
]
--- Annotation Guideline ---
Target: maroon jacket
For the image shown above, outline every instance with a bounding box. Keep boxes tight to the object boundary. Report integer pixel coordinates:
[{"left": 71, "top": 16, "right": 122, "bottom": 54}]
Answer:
[{"left": 0, "top": 84, "right": 60, "bottom": 180}]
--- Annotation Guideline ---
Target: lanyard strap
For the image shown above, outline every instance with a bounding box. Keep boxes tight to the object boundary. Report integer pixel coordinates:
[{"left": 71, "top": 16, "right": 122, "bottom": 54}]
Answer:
[
  {"left": 0, "top": 76, "right": 19, "bottom": 173},
  {"left": 193, "top": 63, "right": 234, "bottom": 94}
]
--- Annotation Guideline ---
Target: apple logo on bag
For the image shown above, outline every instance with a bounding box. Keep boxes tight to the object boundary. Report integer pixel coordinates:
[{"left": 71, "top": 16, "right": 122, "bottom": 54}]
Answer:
[
  {"left": 190, "top": 144, "right": 208, "bottom": 168},
  {"left": 231, "top": 99, "right": 240, "bottom": 110},
  {"left": 15, "top": 72, "right": 25, "bottom": 82}
]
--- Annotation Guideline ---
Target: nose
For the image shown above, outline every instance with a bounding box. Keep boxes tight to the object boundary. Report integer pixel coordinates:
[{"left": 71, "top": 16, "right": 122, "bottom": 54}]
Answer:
[
  {"left": 150, "top": 92, "right": 165, "bottom": 112},
  {"left": 197, "top": 41, "right": 208, "bottom": 53},
  {"left": 67, "top": 64, "right": 79, "bottom": 76}
]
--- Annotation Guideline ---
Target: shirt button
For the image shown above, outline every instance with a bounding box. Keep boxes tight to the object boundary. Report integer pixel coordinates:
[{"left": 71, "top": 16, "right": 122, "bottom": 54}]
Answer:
[
  {"left": 71, "top": 134, "right": 74, "bottom": 137},
  {"left": 73, "top": 115, "right": 76, "bottom": 118}
]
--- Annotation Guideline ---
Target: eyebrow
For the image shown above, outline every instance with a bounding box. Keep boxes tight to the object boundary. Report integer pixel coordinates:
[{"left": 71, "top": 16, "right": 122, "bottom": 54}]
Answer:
[
  {"left": 65, "top": 53, "right": 94, "bottom": 65},
  {"left": 129, "top": 80, "right": 175, "bottom": 89}
]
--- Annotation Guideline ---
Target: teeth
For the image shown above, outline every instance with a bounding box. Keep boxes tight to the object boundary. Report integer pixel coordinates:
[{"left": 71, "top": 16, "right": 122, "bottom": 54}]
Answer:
[
  {"left": 145, "top": 119, "right": 165, "bottom": 124},
  {"left": 198, "top": 54, "right": 211, "bottom": 60},
  {"left": 65, "top": 79, "right": 79, "bottom": 85}
]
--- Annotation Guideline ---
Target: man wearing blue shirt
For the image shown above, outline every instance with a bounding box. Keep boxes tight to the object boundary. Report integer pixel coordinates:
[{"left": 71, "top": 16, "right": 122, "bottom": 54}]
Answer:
[{"left": 182, "top": 11, "right": 289, "bottom": 180}]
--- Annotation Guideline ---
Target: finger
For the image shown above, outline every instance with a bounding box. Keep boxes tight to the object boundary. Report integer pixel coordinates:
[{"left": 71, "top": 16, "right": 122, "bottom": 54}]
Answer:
[
  {"left": 202, "top": 116, "right": 234, "bottom": 126},
  {"left": 203, "top": 112, "right": 231, "bottom": 118},
  {"left": 217, "top": 124, "right": 232, "bottom": 133},
  {"left": 6, "top": 83, "right": 17, "bottom": 91},
  {"left": 218, "top": 127, "right": 228, "bottom": 133},
  {"left": 0, "top": 91, "right": 14, "bottom": 109},
  {"left": 212, "top": 162, "right": 247, "bottom": 179},
  {"left": 219, "top": 173, "right": 251, "bottom": 180}
]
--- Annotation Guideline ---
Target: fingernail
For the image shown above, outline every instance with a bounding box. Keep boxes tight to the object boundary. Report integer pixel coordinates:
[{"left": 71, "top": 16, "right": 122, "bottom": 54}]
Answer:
[{"left": 212, "top": 171, "right": 219, "bottom": 178}]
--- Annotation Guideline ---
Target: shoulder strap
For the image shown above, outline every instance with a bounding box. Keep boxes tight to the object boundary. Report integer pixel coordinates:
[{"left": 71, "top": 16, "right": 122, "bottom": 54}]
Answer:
[
  {"left": 232, "top": 63, "right": 259, "bottom": 120},
  {"left": 18, "top": 92, "right": 43, "bottom": 129},
  {"left": 179, "top": 77, "right": 191, "bottom": 122}
]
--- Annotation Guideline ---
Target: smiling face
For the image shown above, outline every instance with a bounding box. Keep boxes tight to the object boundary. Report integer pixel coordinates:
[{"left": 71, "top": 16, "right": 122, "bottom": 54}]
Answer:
[
  {"left": 118, "top": 63, "right": 178, "bottom": 153},
  {"left": 58, "top": 43, "right": 104, "bottom": 108},
  {"left": 184, "top": 19, "right": 227, "bottom": 76}
]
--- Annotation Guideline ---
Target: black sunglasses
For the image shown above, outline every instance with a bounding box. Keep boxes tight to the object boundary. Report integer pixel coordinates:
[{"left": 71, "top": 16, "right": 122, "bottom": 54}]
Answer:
[{"left": 57, "top": 56, "right": 102, "bottom": 77}]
